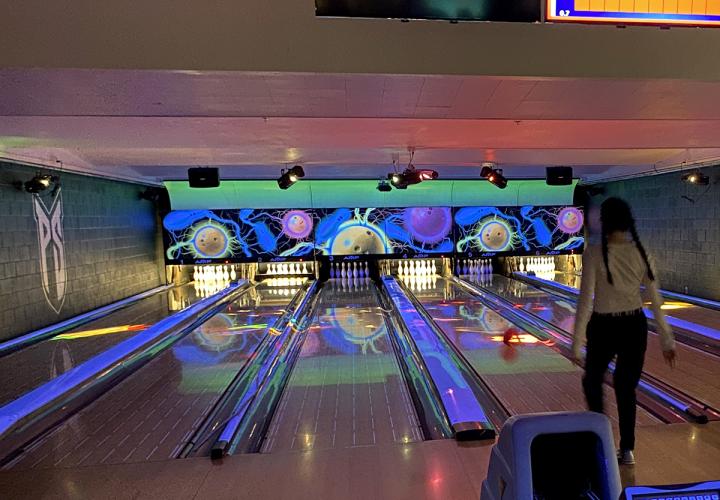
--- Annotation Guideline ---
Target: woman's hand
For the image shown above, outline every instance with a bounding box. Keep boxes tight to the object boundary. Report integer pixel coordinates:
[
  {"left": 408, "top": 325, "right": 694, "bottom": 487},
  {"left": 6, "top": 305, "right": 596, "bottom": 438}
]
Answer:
[
  {"left": 572, "top": 339, "right": 583, "bottom": 365},
  {"left": 662, "top": 349, "right": 677, "bottom": 368}
]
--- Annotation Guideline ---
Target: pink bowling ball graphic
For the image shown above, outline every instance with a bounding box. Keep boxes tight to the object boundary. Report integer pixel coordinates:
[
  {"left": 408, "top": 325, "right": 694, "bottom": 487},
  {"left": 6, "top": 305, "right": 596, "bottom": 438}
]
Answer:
[
  {"left": 557, "top": 207, "right": 584, "bottom": 234},
  {"left": 282, "top": 210, "right": 313, "bottom": 239}
]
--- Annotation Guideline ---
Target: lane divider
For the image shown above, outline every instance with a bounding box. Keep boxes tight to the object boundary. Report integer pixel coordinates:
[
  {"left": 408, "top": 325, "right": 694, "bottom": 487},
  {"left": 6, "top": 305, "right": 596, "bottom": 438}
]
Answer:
[
  {"left": 0, "top": 284, "right": 172, "bottom": 356},
  {"left": 383, "top": 276, "right": 501, "bottom": 440},
  {"left": 0, "top": 280, "right": 251, "bottom": 465}
]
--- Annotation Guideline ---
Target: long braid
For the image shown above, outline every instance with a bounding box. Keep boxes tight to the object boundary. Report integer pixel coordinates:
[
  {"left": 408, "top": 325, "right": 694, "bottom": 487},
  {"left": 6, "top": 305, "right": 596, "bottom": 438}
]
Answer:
[
  {"left": 601, "top": 228, "right": 613, "bottom": 285},
  {"left": 629, "top": 222, "right": 655, "bottom": 281}
]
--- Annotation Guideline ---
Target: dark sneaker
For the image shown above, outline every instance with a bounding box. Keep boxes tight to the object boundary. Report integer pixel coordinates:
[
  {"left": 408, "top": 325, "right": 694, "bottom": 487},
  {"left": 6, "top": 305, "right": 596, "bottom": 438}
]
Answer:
[{"left": 617, "top": 449, "right": 635, "bottom": 465}]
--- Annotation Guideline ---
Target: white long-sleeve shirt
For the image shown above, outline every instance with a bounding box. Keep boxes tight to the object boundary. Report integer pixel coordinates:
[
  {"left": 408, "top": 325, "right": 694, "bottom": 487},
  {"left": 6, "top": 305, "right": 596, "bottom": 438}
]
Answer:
[{"left": 573, "top": 240, "right": 675, "bottom": 354}]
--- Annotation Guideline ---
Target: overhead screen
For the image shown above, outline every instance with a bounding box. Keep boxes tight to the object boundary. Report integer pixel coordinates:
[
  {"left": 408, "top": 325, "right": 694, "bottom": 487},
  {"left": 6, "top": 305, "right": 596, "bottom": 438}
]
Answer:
[
  {"left": 162, "top": 205, "right": 584, "bottom": 263},
  {"left": 547, "top": 0, "right": 720, "bottom": 26},
  {"left": 315, "top": 0, "right": 540, "bottom": 22}
]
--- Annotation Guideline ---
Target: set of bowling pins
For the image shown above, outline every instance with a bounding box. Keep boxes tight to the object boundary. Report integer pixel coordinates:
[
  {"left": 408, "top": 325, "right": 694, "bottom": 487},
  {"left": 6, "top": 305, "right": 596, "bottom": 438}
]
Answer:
[
  {"left": 400, "top": 273, "right": 437, "bottom": 292},
  {"left": 521, "top": 256, "right": 555, "bottom": 274},
  {"left": 329, "top": 261, "right": 370, "bottom": 279},
  {"left": 456, "top": 259, "right": 492, "bottom": 276},
  {"left": 265, "top": 262, "right": 312, "bottom": 276},
  {"left": 193, "top": 265, "right": 233, "bottom": 297},
  {"left": 397, "top": 259, "right": 436, "bottom": 277}
]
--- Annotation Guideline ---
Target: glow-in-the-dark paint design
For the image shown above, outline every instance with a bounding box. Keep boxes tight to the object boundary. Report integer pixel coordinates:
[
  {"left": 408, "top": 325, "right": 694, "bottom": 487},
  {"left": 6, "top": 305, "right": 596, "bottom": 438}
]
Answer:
[
  {"left": 556, "top": 207, "right": 584, "bottom": 234},
  {"left": 402, "top": 207, "right": 453, "bottom": 245},
  {"left": 282, "top": 210, "right": 313, "bottom": 239},
  {"left": 315, "top": 208, "right": 391, "bottom": 255},
  {"left": 454, "top": 206, "right": 584, "bottom": 255},
  {"left": 520, "top": 206, "right": 553, "bottom": 247},
  {"left": 315, "top": 207, "right": 453, "bottom": 256},
  {"left": 163, "top": 208, "right": 317, "bottom": 262},
  {"left": 323, "top": 307, "right": 386, "bottom": 354},
  {"left": 163, "top": 205, "right": 585, "bottom": 262}
]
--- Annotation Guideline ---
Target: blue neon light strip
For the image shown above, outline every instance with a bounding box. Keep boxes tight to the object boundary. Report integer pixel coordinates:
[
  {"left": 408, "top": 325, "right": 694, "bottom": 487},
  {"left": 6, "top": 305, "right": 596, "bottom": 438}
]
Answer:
[
  {"left": 221, "top": 281, "right": 319, "bottom": 455},
  {"left": 0, "top": 284, "right": 171, "bottom": 356},
  {"left": 658, "top": 290, "right": 720, "bottom": 311},
  {"left": 382, "top": 276, "right": 491, "bottom": 429},
  {"left": 516, "top": 273, "right": 720, "bottom": 343},
  {"left": 0, "top": 281, "right": 247, "bottom": 450}
]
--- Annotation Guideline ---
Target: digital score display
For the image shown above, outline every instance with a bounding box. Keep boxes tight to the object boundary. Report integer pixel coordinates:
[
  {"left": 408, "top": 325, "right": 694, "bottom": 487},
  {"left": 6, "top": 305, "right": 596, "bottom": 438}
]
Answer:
[
  {"left": 547, "top": 0, "right": 720, "bottom": 26},
  {"left": 621, "top": 480, "right": 720, "bottom": 500}
]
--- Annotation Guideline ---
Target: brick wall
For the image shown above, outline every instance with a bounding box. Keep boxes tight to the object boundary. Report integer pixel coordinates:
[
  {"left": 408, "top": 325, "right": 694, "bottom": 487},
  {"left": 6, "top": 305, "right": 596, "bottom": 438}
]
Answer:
[
  {"left": 596, "top": 164, "right": 720, "bottom": 301},
  {"left": 0, "top": 161, "right": 164, "bottom": 341}
]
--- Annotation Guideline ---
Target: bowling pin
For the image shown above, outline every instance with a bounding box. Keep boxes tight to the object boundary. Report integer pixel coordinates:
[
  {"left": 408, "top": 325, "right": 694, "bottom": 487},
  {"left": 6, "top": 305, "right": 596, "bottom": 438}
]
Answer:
[
  {"left": 302, "top": 262, "right": 308, "bottom": 274},
  {"left": 431, "top": 260, "right": 437, "bottom": 275}
]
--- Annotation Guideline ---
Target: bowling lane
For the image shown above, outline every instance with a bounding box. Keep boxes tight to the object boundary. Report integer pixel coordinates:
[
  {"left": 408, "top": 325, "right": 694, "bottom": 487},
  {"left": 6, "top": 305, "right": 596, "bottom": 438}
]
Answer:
[
  {"left": 482, "top": 275, "right": 720, "bottom": 412},
  {"left": 547, "top": 272, "right": 720, "bottom": 333},
  {"left": 0, "top": 283, "right": 200, "bottom": 407},
  {"left": 6, "top": 283, "right": 288, "bottom": 470},
  {"left": 261, "top": 279, "right": 423, "bottom": 453},
  {"left": 410, "top": 277, "right": 660, "bottom": 427}
]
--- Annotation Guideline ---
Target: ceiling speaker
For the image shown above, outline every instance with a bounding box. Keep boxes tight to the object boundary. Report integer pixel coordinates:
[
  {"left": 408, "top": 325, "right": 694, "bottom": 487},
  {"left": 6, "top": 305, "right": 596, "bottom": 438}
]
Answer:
[
  {"left": 546, "top": 166, "right": 573, "bottom": 186},
  {"left": 188, "top": 167, "right": 219, "bottom": 188}
]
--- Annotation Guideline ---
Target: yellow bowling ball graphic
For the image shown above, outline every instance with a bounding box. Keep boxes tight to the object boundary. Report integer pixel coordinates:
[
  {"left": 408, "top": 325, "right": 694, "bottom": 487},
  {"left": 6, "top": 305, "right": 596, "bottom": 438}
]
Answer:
[
  {"left": 330, "top": 224, "right": 388, "bottom": 255},
  {"left": 479, "top": 220, "right": 511, "bottom": 251},
  {"left": 193, "top": 314, "right": 235, "bottom": 351},
  {"left": 193, "top": 225, "right": 229, "bottom": 257}
]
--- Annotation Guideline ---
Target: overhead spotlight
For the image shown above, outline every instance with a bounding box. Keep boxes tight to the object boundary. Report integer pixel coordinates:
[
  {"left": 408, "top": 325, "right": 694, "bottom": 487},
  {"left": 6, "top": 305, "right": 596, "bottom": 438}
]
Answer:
[
  {"left": 480, "top": 164, "right": 508, "bottom": 189},
  {"left": 681, "top": 169, "right": 709, "bottom": 186},
  {"left": 277, "top": 165, "right": 305, "bottom": 190},
  {"left": 21, "top": 173, "right": 56, "bottom": 194},
  {"left": 377, "top": 179, "right": 392, "bottom": 192},
  {"left": 387, "top": 168, "right": 438, "bottom": 189}
]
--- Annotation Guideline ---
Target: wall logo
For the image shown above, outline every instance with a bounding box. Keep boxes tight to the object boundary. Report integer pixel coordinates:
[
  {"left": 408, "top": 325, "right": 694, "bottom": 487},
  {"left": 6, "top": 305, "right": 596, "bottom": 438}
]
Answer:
[{"left": 33, "top": 189, "right": 67, "bottom": 314}]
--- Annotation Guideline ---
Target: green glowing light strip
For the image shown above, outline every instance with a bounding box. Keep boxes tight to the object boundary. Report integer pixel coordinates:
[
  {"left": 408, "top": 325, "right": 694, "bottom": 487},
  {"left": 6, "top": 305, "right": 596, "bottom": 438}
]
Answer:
[{"left": 165, "top": 180, "right": 577, "bottom": 210}]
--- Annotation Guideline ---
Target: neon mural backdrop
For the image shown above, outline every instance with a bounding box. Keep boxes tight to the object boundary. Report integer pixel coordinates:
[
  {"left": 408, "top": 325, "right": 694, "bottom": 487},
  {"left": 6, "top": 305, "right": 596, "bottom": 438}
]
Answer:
[
  {"left": 163, "top": 209, "right": 318, "bottom": 263},
  {"left": 313, "top": 207, "right": 454, "bottom": 257},
  {"left": 162, "top": 205, "right": 584, "bottom": 262},
  {"left": 454, "top": 206, "right": 584, "bottom": 256}
]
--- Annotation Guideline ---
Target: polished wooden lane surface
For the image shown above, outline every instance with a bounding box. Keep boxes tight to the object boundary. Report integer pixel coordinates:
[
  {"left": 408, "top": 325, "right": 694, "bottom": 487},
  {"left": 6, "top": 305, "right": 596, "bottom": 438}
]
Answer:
[{"left": 2, "top": 422, "right": 718, "bottom": 499}]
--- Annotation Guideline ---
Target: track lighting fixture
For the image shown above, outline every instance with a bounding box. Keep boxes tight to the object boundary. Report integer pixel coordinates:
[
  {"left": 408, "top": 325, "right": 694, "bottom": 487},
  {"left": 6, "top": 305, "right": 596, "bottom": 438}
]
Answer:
[
  {"left": 681, "top": 169, "right": 709, "bottom": 186},
  {"left": 17, "top": 173, "right": 58, "bottom": 194},
  {"left": 277, "top": 165, "right": 305, "bottom": 190},
  {"left": 480, "top": 164, "right": 508, "bottom": 189}
]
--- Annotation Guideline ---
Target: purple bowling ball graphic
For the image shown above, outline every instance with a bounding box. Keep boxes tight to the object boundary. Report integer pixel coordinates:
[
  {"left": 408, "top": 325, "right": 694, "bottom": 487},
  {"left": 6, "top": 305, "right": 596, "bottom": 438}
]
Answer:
[
  {"left": 403, "top": 207, "right": 452, "bottom": 244},
  {"left": 556, "top": 207, "right": 584, "bottom": 234},
  {"left": 282, "top": 210, "right": 313, "bottom": 239}
]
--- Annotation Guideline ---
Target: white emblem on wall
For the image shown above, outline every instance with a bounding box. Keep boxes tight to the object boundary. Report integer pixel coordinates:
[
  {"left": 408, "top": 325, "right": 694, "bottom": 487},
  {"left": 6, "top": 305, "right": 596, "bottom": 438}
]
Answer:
[{"left": 33, "top": 189, "right": 67, "bottom": 314}]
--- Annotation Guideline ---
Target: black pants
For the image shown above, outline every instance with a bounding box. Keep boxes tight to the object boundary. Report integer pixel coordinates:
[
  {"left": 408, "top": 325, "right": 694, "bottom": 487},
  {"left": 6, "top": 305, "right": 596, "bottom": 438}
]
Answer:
[{"left": 582, "top": 310, "right": 648, "bottom": 451}]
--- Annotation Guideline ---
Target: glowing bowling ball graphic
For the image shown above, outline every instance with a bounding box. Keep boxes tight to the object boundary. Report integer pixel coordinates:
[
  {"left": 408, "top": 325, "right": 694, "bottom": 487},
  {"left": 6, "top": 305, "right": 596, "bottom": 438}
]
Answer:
[
  {"left": 557, "top": 207, "right": 584, "bottom": 234},
  {"left": 193, "top": 314, "right": 236, "bottom": 352},
  {"left": 403, "top": 207, "right": 452, "bottom": 245},
  {"left": 282, "top": 210, "right": 313, "bottom": 239},
  {"left": 192, "top": 224, "right": 229, "bottom": 258},
  {"left": 330, "top": 224, "right": 388, "bottom": 255},
  {"left": 478, "top": 219, "right": 511, "bottom": 251},
  {"left": 326, "top": 308, "right": 385, "bottom": 354}
]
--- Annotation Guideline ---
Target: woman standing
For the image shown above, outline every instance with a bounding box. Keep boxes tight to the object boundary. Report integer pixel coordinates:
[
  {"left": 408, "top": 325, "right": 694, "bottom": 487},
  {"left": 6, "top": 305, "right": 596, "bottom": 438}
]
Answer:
[{"left": 573, "top": 197, "right": 676, "bottom": 466}]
